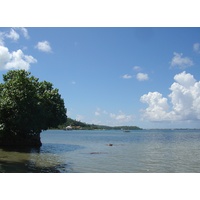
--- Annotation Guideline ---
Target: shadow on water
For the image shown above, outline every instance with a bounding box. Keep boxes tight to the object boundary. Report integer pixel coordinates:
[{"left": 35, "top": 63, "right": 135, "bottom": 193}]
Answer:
[
  {"left": 0, "top": 146, "right": 41, "bottom": 153},
  {"left": 0, "top": 159, "right": 68, "bottom": 173},
  {"left": 41, "top": 143, "right": 84, "bottom": 154},
  {"left": 0, "top": 143, "right": 84, "bottom": 153},
  {"left": 0, "top": 143, "right": 84, "bottom": 173}
]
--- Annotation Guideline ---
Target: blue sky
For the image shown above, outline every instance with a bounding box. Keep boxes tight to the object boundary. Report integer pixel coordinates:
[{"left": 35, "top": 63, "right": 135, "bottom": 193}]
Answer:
[{"left": 1, "top": 27, "right": 200, "bottom": 128}]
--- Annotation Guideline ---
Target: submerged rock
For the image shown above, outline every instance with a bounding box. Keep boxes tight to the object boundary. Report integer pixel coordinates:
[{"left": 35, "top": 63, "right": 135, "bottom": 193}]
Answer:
[{"left": 90, "top": 152, "right": 107, "bottom": 154}]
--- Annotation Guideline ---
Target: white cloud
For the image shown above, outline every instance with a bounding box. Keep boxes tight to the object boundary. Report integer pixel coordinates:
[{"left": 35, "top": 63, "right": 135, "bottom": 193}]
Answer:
[
  {"left": 140, "top": 92, "right": 171, "bottom": 121},
  {"left": 0, "top": 45, "right": 37, "bottom": 70},
  {"left": 0, "top": 32, "right": 5, "bottom": 46},
  {"left": 94, "top": 108, "right": 102, "bottom": 116},
  {"left": 140, "top": 71, "right": 200, "bottom": 122},
  {"left": 173, "top": 71, "right": 195, "bottom": 88},
  {"left": 133, "top": 66, "right": 141, "bottom": 71},
  {"left": 193, "top": 43, "right": 200, "bottom": 54},
  {"left": 136, "top": 73, "right": 149, "bottom": 81},
  {"left": 110, "top": 111, "right": 134, "bottom": 123},
  {"left": 17, "top": 27, "right": 29, "bottom": 39},
  {"left": 170, "top": 52, "right": 193, "bottom": 69},
  {"left": 0, "top": 46, "right": 11, "bottom": 68},
  {"left": 122, "top": 74, "right": 132, "bottom": 79},
  {"left": 93, "top": 108, "right": 134, "bottom": 125},
  {"left": 0, "top": 28, "right": 29, "bottom": 46},
  {"left": 35, "top": 41, "right": 52, "bottom": 53},
  {"left": 11, "top": 27, "right": 30, "bottom": 39},
  {"left": 5, "top": 28, "right": 19, "bottom": 41}
]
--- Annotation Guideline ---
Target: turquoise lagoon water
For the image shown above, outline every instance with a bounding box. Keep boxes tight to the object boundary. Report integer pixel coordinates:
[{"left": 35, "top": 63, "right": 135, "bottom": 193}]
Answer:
[{"left": 1, "top": 129, "right": 200, "bottom": 172}]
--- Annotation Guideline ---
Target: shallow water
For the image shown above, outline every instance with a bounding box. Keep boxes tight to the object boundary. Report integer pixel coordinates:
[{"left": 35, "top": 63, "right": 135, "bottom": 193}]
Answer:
[{"left": 1, "top": 129, "right": 200, "bottom": 172}]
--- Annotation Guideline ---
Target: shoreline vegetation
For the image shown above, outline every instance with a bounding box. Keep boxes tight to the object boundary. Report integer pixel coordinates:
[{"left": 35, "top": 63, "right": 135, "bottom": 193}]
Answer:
[
  {"left": 0, "top": 70, "right": 67, "bottom": 148},
  {"left": 56, "top": 117, "right": 142, "bottom": 131}
]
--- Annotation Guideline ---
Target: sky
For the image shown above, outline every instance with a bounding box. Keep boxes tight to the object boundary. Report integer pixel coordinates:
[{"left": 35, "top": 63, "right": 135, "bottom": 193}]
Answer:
[{"left": 1, "top": 27, "right": 200, "bottom": 128}]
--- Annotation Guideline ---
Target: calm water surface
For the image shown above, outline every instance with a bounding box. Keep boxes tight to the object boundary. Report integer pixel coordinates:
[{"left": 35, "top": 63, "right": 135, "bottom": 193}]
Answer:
[{"left": 1, "top": 129, "right": 200, "bottom": 172}]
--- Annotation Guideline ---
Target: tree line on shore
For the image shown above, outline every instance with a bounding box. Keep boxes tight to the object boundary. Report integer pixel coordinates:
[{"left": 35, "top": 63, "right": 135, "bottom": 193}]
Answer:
[{"left": 58, "top": 117, "right": 142, "bottom": 130}]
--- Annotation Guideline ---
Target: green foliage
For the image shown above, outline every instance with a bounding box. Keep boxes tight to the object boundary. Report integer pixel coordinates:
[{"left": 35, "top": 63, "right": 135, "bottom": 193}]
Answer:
[
  {"left": 65, "top": 118, "right": 88, "bottom": 127},
  {"left": 58, "top": 117, "right": 142, "bottom": 130},
  {"left": 0, "top": 70, "right": 67, "bottom": 140}
]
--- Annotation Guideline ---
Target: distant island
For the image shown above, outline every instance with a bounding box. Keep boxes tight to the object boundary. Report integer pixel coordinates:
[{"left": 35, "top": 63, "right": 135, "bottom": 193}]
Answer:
[{"left": 57, "top": 117, "right": 142, "bottom": 130}]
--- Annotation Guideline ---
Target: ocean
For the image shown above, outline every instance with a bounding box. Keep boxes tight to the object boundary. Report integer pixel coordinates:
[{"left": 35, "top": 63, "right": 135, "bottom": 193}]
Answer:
[{"left": 1, "top": 129, "right": 200, "bottom": 173}]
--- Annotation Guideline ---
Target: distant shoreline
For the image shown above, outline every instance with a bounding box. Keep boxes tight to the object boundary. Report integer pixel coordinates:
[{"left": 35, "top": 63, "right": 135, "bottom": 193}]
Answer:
[
  {"left": 51, "top": 118, "right": 200, "bottom": 131},
  {"left": 54, "top": 117, "right": 142, "bottom": 131},
  {"left": 48, "top": 127, "right": 200, "bottom": 131},
  {"left": 49, "top": 126, "right": 143, "bottom": 131}
]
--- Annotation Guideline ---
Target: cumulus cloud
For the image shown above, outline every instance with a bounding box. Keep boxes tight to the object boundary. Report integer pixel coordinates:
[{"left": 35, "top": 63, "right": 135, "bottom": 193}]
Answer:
[
  {"left": 136, "top": 73, "right": 149, "bottom": 81},
  {"left": 0, "top": 32, "right": 4, "bottom": 46},
  {"left": 94, "top": 108, "right": 102, "bottom": 116},
  {"left": 140, "top": 92, "right": 171, "bottom": 121},
  {"left": 94, "top": 108, "right": 103, "bottom": 116},
  {"left": 17, "top": 27, "right": 29, "bottom": 39},
  {"left": 35, "top": 41, "right": 52, "bottom": 53},
  {"left": 170, "top": 52, "right": 193, "bottom": 69},
  {"left": 0, "top": 45, "right": 37, "bottom": 70},
  {"left": 122, "top": 74, "right": 132, "bottom": 79},
  {"left": 0, "top": 28, "right": 29, "bottom": 46},
  {"left": 110, "top": 111, "right": 134, "bottom": 123},
  {"left": 193, "top": 43, "right": 200, "bottom": 54},
  {"left": 0, "top": 46, "right": 10, "bottom": 68},
  {"left": 5, "top": 28, "right": 19, "bottom": 41},
  {"left": 140, "top": 71, "right": 200, "bottom": 122},
  {"left": 173, "top": 71, "right": 195, "bottom": 88},
  {"left": 93, "top": 108, "right": 134, "bottom": 125}
]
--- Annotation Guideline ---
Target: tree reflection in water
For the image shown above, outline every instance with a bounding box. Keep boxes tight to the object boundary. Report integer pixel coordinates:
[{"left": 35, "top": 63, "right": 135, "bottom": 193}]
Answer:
[{"left": 0, "top": 143, "right": 84, "bottom": 173}]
